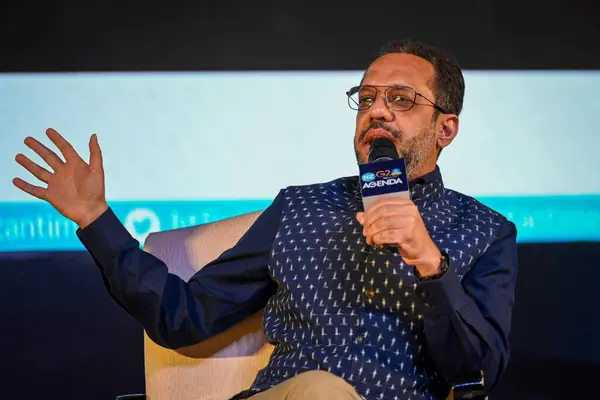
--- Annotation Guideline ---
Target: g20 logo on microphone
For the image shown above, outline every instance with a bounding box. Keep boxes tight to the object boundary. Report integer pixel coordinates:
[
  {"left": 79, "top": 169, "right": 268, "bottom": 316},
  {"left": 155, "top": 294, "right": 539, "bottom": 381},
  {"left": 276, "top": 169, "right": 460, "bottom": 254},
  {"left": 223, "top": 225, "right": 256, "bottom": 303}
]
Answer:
[
  {"left": 361, "top": 172, "right": 376, "bottom": 183},
  {"left": 375, "top": 168, "right": 403, "bottom": 178}
]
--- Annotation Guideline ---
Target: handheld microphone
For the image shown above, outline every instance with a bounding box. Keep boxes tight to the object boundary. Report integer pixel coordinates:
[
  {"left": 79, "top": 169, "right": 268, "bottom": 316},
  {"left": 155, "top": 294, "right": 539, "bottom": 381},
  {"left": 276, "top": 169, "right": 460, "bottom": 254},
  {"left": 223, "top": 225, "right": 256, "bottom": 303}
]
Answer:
[{"left": 358, "top": 137, "right": 410, "bottom": 211}]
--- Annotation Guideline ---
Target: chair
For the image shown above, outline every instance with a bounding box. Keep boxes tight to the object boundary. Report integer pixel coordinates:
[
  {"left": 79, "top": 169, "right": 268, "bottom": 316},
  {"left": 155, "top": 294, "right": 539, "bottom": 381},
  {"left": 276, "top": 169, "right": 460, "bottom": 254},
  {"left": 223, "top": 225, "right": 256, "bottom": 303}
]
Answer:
[
  {"left": 141, "top": 211, "right": 479, "bottom": 400},
  {"left": 142, "top": 210, "right": 273, "bottom": 400}
]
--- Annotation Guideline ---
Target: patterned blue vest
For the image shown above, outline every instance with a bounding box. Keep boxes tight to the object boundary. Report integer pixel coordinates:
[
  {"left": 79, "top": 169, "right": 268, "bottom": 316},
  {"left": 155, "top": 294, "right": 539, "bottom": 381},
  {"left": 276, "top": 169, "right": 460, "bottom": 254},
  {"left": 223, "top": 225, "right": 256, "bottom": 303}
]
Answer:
[{"left": 245, "top": 167, "right": 505, "bottom": 400}]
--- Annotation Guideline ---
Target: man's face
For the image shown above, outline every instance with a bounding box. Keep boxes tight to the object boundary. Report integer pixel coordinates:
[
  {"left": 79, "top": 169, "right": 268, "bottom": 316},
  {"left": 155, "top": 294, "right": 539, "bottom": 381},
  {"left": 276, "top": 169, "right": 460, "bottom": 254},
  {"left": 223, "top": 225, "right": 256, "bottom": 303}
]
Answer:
[{"left": 353, "top": 53, "right": 441, "bottom": 180}]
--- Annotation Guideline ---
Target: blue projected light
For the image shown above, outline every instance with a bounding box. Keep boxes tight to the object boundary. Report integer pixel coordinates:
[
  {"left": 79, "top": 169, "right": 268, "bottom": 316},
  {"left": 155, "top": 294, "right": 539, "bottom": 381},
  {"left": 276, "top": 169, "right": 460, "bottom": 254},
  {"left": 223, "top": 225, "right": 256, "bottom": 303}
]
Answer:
[
  {"left": 1, "top": 71, "right": 599, "bottom": 251},
  {"left": 0, "top": 201, "right": 272, "bottom": 251}
]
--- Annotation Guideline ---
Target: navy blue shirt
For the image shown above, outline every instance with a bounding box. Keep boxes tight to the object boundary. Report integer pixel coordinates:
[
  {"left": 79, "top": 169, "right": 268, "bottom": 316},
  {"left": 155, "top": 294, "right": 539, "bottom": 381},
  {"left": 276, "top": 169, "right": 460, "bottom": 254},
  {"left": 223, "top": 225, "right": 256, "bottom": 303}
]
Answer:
[{"left": 77, "top": 166, "right": 518, "bottom": 399}]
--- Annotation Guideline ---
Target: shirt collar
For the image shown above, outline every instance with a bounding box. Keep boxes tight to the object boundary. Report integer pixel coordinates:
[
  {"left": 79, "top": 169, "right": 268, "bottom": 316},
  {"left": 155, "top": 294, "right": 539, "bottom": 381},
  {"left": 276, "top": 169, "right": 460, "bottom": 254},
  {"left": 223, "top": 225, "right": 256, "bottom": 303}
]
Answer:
[{"left": 409, "top": 165, "right": 445, "bottom": 202}]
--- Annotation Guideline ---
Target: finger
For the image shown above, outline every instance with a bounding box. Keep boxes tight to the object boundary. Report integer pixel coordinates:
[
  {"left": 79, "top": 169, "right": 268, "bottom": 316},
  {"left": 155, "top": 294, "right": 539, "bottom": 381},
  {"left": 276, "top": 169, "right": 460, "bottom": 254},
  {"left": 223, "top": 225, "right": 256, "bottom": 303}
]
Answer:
[
  {"left": 89, "top": 134, "right": 104, "bottom": 173},
  {"left": 24, "top": 136, "right": 64, "bottom": 170},
  {"left": 12, "top": 178, "right": 47, "bottom": 200},
  {"left": 367, "top": 198, "right": 414, "bottom": 216},
  {"left": 15, "top": 153, "right": 52, "bottom": 183},
  {"left": 372, "top": 229, "right": 405, "bottom": 247},
  {"left": 363, "top": 203, "right": 415, "bottom": 230},
  {"left": 46, "top": 128, "right": 83, "bottom": 162},
  {"left": 364, "top": 215, "right": 412, "bottom": 237},
  {"left": 356, "top": 212, "right": 365, "bottom": 225}
]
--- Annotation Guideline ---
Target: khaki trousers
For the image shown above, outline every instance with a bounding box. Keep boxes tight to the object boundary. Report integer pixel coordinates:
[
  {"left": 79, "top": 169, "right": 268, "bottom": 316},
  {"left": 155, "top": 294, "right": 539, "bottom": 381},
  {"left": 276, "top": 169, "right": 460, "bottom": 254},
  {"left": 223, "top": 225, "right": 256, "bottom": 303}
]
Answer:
[{"left": 249, "top": 371, "right": 363, "bottom": 400}]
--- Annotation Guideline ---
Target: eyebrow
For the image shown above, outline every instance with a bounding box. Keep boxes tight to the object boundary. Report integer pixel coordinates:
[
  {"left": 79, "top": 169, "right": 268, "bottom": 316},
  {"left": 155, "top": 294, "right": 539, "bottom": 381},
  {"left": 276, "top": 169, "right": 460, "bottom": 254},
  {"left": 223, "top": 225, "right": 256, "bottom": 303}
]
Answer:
[
  {"left": 362, "top": 82, "right": 415, "bottom": 88},
  {"left": 366, "top": 81, "right": 435, "bottom": 97},
  {"left": 360, "top": 83, "right": 416, "bottom": 90}
]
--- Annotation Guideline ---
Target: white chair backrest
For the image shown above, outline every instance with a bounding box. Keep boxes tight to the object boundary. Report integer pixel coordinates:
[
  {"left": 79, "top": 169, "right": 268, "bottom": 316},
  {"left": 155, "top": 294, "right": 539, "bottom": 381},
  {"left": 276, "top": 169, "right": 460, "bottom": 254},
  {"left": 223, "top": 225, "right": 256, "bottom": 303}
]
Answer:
[{"left": 142, "top": 211, "right": 273, "bottom": 400}]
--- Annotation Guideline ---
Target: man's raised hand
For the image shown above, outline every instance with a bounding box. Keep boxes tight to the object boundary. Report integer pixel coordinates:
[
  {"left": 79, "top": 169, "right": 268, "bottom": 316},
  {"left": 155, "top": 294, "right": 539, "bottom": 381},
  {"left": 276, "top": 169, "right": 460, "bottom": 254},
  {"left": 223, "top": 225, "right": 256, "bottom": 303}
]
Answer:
[{"left": 13, "top": 128, "right": 108, "bottom": 228}]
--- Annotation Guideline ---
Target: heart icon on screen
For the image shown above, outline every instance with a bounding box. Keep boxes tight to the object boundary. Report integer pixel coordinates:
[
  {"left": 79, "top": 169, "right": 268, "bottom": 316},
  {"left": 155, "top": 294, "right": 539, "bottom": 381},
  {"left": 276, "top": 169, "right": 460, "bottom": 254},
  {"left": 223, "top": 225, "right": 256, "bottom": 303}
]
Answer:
[
  {"left": 124, "top": 208, "right": 161, "bottom": 244},
  {"left": 134, "top": 218, "right": 151, "bottom": 235}
]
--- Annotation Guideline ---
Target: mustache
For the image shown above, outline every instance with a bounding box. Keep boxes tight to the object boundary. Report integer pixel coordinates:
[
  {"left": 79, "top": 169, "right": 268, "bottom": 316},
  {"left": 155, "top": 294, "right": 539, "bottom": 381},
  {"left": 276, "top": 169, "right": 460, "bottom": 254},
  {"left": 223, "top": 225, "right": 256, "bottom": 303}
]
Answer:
[{"left": 358, "top": 121, "right": 402, "bottom": 143}]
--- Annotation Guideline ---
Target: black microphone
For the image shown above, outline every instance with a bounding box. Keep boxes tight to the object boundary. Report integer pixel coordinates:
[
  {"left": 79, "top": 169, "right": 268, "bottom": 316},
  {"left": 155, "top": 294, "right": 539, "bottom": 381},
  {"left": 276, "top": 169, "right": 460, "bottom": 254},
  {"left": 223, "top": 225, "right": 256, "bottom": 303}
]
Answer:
[
  {"left": 368, "top": 137, "right": 399, "bottom": 163},
  {"left": 359, "top": 137, "right": 410, "bottom": 211}
]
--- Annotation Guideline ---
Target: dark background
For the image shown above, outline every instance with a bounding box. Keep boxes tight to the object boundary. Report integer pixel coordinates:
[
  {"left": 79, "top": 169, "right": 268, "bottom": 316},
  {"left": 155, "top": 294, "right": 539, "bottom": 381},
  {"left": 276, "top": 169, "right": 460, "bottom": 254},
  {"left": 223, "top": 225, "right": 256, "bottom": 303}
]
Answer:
[{"left": 1, "top": 1, "right": 599, "bottom": 399}]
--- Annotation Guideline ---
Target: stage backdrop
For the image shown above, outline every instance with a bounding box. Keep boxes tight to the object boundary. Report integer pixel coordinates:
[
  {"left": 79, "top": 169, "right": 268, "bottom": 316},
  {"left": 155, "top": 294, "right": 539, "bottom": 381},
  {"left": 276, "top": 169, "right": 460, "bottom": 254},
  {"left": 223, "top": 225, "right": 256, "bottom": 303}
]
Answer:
[{"left": 2, "top": 70, "right": 600, "bottom": 252}]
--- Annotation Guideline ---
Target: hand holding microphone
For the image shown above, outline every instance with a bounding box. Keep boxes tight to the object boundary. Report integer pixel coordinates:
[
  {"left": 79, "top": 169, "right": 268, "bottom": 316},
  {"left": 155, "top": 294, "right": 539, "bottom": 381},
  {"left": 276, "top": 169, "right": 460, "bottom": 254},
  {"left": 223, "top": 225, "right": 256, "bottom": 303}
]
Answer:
[{"left": 356, "top": 137, "right": 443, "bottom": 277}]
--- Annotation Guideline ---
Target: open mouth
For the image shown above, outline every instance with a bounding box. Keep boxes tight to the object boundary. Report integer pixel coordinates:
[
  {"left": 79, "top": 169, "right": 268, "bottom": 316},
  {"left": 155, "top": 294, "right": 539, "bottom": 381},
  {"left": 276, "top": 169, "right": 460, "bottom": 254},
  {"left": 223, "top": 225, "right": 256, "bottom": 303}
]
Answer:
[{"left": 362, "top": 128, "right": 396, "bottom": 151}]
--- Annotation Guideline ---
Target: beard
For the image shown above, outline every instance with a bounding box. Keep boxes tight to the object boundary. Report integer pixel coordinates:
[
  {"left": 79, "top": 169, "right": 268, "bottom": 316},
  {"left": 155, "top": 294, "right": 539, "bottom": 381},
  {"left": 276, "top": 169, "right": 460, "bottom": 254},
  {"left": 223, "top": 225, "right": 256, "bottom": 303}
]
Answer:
[{"left": 354, "top": 118, "right": 436, "bottom": 180}]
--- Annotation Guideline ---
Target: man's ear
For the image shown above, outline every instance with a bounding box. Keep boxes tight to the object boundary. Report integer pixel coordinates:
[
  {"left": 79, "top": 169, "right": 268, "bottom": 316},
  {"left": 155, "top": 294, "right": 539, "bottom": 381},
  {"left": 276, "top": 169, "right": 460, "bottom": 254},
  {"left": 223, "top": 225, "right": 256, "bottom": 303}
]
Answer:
[{"left": 437, "top": 114, "right": 459, "bottom": 150}]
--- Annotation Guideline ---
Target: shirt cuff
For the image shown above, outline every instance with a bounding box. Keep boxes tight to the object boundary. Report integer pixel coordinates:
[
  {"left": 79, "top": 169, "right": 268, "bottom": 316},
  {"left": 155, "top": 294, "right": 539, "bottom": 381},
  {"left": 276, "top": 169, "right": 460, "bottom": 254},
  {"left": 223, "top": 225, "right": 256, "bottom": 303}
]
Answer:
[
  {"left": 76, "top": 207, "right": 137, "bottom": 254},
  {"left": 414, "top": 267, "right": 469, "bottom": 318}
]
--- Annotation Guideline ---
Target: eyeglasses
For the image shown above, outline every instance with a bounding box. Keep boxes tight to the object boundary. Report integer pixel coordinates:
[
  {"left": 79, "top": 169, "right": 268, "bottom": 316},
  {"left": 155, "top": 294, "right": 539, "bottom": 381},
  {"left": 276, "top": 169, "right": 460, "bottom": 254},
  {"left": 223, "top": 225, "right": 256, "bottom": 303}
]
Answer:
[{"left": 346, "top": 85, "right": 448, "bottom": 114}]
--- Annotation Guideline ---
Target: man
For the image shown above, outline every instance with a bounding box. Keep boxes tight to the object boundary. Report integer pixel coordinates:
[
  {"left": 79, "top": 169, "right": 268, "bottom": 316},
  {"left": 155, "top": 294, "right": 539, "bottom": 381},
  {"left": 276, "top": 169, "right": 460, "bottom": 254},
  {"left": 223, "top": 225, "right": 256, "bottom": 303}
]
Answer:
[{"left": 12, "top": 39, "right": 518, "bottom": 400}]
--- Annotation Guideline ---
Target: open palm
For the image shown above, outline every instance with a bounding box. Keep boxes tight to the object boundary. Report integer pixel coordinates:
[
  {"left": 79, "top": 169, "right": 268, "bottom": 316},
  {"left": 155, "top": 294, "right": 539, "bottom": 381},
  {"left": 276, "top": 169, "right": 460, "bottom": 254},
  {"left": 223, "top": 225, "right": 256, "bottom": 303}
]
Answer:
[{"left": 13, "top": 128, "right": 108, "bottom": 228}]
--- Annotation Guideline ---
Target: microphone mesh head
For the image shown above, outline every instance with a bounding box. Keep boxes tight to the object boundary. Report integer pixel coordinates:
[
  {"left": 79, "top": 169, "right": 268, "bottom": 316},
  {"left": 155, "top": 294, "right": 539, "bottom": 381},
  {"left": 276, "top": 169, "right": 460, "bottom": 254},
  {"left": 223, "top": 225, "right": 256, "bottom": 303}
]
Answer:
[{"left": 368, "top": 137, "right": 399, "bottom": 163}]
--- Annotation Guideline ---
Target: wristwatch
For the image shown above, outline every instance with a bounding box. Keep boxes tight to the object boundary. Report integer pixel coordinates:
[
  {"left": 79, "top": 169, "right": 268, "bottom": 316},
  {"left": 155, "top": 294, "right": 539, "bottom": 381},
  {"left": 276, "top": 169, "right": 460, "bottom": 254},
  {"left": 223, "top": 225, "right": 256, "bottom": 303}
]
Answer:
[{"left": 415, "top": 251, "right": 449, "bottom": 280}]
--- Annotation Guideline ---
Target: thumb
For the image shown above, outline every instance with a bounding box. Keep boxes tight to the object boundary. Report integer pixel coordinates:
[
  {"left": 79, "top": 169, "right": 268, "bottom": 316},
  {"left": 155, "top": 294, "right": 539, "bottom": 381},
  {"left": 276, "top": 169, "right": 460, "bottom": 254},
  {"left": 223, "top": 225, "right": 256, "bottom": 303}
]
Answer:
[
  {"left": 89, "top": 134, "right": 104, "bottom": 173},
  {"left": 356, "top": 212, "right": 365, "bottom": 225}
]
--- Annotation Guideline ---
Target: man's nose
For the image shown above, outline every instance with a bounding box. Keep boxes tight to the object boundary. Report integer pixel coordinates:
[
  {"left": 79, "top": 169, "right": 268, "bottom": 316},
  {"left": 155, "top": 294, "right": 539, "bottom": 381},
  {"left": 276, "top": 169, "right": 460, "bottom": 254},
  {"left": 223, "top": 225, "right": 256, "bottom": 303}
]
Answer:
[{"left": 368, "top": 93, "right": 394, "bottom": 122}]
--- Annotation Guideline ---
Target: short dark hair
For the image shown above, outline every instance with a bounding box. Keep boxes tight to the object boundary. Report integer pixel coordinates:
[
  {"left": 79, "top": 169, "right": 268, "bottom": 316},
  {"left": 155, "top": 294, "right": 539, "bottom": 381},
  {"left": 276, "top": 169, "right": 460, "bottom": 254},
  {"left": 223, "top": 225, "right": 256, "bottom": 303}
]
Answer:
[{"left": 367, "top": 39, "right": 465, "bottom": 116}]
